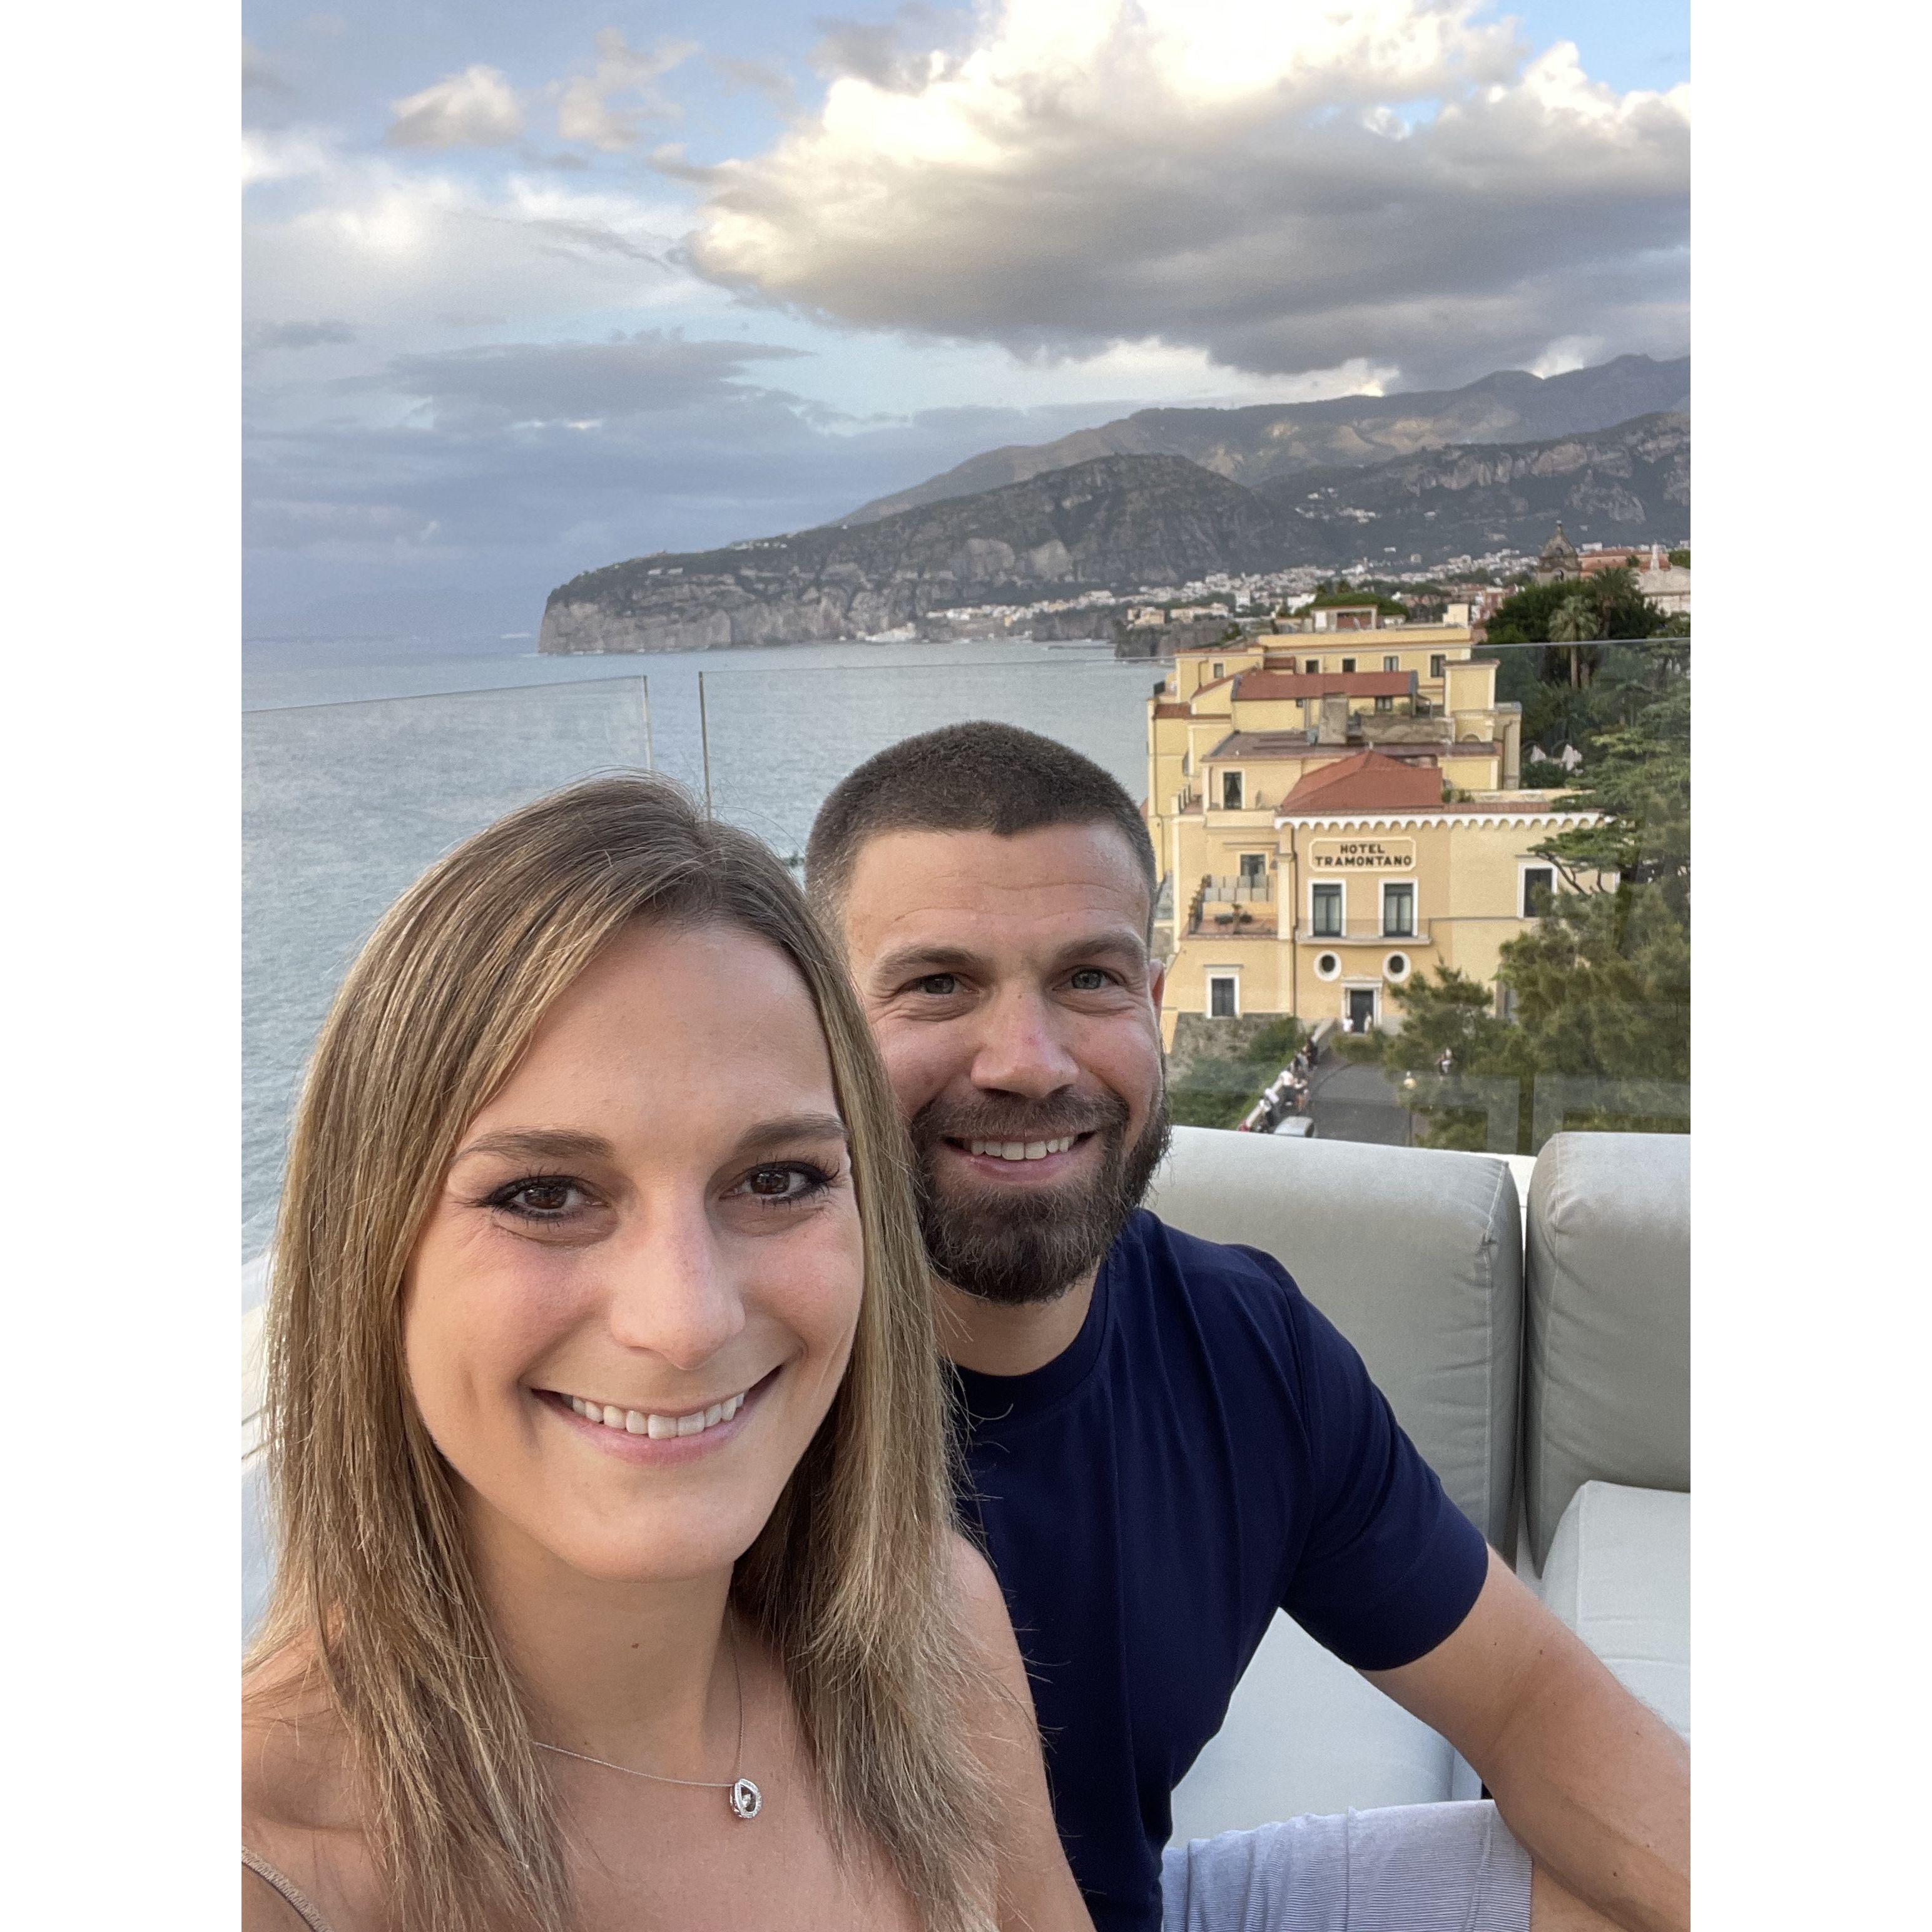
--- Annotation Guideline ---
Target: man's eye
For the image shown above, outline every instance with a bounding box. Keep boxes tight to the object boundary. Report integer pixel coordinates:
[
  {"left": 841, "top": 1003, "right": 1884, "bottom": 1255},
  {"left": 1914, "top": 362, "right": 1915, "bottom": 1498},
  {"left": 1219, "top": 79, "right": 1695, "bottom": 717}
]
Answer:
[
  {"left": 915, "top": 974, "right": 960, "bottom": 996},
  {"left": 1069, "top": 968, "right": 1111, "bottom": 991}
]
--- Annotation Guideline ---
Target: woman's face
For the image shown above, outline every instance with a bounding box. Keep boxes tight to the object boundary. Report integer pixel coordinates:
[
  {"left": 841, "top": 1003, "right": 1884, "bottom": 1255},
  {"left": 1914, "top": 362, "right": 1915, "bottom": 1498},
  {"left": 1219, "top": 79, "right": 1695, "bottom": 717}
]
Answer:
[{"left": 404, "top": 920, "right": 865, "bottom": 1586}]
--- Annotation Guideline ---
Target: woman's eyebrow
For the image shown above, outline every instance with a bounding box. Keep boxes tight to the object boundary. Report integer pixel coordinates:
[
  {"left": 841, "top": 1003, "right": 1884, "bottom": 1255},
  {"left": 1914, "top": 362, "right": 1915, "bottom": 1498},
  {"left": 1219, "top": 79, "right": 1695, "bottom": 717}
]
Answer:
[
  {"left": 452, "top": 1128, "right": 616, "bottom": 1166},
  {"left": 731, "top": 1112, "right": 851, "bottom": 1159}
]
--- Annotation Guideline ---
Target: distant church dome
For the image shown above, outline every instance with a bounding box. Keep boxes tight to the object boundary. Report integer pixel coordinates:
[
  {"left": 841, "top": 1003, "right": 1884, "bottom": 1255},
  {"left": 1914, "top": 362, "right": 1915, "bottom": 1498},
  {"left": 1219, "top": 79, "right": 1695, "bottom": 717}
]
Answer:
[{"left": 1534, "top": 521, "right": 1581, "bottom": 584}]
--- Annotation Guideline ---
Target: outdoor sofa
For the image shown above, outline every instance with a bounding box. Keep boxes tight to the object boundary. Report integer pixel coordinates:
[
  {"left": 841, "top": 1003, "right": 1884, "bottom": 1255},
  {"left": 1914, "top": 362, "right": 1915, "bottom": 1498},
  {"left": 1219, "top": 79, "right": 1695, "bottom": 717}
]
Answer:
[{"left": 1149, "top": 1127, "right": 1690, "bottom": 1838}]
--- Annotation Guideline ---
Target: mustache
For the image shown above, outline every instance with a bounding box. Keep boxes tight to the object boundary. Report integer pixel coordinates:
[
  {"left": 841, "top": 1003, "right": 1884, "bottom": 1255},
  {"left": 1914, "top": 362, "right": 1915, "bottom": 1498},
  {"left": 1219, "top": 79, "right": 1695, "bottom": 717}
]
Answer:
[{"left": 908, "top": 1090, "right": 1130, "bottom": 1148}]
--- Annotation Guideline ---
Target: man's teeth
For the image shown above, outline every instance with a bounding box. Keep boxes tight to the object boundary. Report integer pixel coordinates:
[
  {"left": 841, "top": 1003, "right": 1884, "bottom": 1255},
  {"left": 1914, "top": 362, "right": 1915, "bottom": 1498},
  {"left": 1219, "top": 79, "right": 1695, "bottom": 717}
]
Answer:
[
  {"left": 965, "top": 1135, "right": 1076, "bottom": 1162},
  {"left": 566, "top": 1390, "right": 746, "bottom": 1438}
]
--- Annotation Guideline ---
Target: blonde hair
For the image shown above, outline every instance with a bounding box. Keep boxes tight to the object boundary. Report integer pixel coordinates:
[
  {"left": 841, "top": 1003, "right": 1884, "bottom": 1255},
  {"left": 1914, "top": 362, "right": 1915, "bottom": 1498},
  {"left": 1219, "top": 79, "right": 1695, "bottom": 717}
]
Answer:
[{"left": 248, "top": 775, "right": 996, "bottom": 1931}]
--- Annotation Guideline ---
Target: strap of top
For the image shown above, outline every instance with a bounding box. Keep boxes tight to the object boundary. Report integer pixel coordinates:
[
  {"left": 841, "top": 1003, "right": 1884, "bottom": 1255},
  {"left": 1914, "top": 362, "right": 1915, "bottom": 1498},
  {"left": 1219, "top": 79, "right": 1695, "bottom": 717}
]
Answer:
[{"left": 242, "top": 1846, "right": 337, "bottom": 1932}]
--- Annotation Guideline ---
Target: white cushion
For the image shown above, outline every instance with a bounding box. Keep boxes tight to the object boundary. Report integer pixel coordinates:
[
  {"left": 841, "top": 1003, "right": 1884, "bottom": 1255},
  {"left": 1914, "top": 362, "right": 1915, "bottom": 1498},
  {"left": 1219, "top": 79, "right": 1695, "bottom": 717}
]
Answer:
[
  {"left": 1167, "top": 1611, "right": 1474, "bottom": 1843},
  {"left": 1538, "top": 1482, "right": 1689, "bottom": 1742}
]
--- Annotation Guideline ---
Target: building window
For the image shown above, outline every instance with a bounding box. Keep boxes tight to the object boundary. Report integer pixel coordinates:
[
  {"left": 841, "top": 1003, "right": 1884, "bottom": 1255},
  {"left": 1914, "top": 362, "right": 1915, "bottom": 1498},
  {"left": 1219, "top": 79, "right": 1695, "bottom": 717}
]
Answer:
[
  {"left": 1314, "top": 951, "right": 1341, "bottom": 980},
  {"left": 1211, "top": 661, "right": 1224, "bottom": 679},
  {"left": 1341, "top": 657, "right": 1356, "bottom": 673},
  {"left": 1238, "top": 852, "right": 1268, "bottom": 883},
  {"left": 1221, "top": 770, "right": 1244, "bottom": 810},
  {"left": 1208, "top": 974, "right": 1238, "bottom": 1017},
  {"left": 1385, "top": 952, "right": 1411, "bottom": 980},
  {"left": 1521, "top": 866, "right": 1555, "bottom": 917},
  {"left": 1430, "top": 654, "right": 1446, "bottom": 678},
  {"left": 1375, "top": 694, "right": 1393, "bottom": 713},
  {"left": 1311, "top": 881, "right": 1343, "bottom": 937},
  {"left": 1304, "top": 658, "right": 1319, "bottom": 674},
  {"left": 1384, "top": 654, "right": 1400, "bottom": 672},
  {"left": 1382, "top": 880, "right": 1415, "bottom": 937}
]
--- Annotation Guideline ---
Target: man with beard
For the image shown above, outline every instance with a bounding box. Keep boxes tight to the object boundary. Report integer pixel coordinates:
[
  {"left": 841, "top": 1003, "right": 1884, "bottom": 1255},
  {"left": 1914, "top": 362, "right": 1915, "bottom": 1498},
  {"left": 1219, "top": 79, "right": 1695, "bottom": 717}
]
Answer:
[{"left": 805, "top": 723, "right": 1687, "bottom": 1932}]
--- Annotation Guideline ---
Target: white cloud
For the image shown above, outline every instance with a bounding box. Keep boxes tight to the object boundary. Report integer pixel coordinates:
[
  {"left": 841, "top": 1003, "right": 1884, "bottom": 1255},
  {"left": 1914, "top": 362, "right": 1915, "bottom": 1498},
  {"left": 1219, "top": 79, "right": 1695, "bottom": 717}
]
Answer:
[
  {"left": 686, "top": 0, "right": 1689, "bottom": 387},
  {"left": 245, "top": 150, "right": 701, "bottom": 337},
  {"left": 242, "top": 126, "right": 335, "bottom": 187},
  {"left": 556, "top": 29, "right": 698, "bottom": 151},
  {"left": 385, "top": 64, "right": 526, "bottom": 149}
]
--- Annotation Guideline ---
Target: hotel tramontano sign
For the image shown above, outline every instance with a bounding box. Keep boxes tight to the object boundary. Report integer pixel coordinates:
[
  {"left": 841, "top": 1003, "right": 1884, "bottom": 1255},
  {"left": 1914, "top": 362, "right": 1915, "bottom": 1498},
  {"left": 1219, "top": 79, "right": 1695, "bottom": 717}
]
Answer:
[{"left": 1308, "top": 836, "right": 1416, "bottom": 871}]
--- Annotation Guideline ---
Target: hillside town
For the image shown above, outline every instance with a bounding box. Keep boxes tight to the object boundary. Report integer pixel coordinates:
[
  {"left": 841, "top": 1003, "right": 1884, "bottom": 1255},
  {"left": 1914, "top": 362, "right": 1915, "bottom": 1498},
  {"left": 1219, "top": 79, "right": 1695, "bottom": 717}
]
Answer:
[{"left": 897, "top": 524, "right": 1690, "bottom": 647}]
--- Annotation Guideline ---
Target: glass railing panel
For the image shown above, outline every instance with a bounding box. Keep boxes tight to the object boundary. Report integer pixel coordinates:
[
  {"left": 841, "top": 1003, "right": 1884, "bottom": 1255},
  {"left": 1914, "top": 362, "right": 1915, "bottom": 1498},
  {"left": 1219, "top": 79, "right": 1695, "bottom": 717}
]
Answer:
[
  {"left": 243, "top": 622, "right": 1690, "bottom": 1273},
  {"left": 693, "top": 648, "right": 1154, "bottom": 868},
  {"left": 243, "top": 678, "right": 650, "bottom": 1282}
]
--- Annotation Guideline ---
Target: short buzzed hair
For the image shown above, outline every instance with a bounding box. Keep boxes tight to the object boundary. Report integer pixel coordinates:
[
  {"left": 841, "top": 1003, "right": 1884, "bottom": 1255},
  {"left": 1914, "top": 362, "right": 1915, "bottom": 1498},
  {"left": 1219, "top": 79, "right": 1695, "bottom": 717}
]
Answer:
[{"left": 805, "top": 721, "right": 1157, "bottom": 928}]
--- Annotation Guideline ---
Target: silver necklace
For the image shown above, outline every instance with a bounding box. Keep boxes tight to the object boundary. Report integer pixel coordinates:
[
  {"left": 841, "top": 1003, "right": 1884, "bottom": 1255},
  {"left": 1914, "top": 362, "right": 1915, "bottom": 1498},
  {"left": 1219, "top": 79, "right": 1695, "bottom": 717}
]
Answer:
[{"left": 533, "top": 1616, "right": 762, "bottom": 1821}]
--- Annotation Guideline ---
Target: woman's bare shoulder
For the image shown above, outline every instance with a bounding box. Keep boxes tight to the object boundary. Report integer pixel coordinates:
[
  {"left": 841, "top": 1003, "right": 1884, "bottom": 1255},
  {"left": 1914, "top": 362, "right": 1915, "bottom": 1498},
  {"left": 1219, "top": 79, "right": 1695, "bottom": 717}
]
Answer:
[
  {"left": 943, "top": 1535, "right": 1093, "bottom": 1929},
  {"left": 945, "top": 1533, "right": 1028, "bottom": 1699},
  {"left": 243, "top": 1647, "right": 377, "bottom": 1930},
  {"left": 243, "top": 1647, "right": 352, "bottom": 1831}
]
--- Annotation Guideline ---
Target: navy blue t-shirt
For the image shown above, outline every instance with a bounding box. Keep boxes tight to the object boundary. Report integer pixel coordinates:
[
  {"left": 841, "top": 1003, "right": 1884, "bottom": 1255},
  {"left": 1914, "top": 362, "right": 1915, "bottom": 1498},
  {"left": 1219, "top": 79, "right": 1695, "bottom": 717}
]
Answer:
[{"left": 952, "top": 1210, "right": 1488, "bottom": 1932}]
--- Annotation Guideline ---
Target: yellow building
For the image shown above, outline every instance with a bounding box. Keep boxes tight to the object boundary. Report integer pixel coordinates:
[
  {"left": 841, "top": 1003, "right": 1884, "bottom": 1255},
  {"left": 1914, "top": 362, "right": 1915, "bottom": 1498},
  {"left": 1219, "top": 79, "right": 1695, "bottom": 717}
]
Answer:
[{"left": 1146, "top": 626, "right": 1594, "bottom": 1046}]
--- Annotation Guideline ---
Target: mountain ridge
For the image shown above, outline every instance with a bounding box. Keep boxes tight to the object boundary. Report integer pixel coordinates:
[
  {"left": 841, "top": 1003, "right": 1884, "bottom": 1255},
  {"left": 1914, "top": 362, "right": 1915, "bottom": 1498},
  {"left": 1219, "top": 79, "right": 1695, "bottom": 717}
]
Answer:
[
  {"left": 539, "top": 412, "right": 1689, "bottom": 655},
  {"left": 841, "top": 353, "right": 1690, "bottom": 524}
]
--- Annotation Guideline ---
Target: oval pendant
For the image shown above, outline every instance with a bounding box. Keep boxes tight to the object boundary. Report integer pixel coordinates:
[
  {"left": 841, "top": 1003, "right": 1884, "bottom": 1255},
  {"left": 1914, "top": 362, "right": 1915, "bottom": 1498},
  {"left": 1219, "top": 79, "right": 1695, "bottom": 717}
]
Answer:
[{"left": 730, "top": 1777, "right": 762, "bottom": 1821}]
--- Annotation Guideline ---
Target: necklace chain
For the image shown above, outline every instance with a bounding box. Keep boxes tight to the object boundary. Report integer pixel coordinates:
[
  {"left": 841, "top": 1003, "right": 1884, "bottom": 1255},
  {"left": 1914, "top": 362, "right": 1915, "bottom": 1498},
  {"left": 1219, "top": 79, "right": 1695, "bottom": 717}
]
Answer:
[{"left": 532, "top": 1617, "right": 758, "bottom": 1818}]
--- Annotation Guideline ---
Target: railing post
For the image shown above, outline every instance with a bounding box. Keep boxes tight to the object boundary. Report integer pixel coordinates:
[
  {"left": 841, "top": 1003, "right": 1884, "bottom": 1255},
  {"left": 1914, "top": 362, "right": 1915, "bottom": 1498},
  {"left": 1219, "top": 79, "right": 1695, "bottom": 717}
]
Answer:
[{"left": 698, "top": 672, "right": 713, "bottom": 815}]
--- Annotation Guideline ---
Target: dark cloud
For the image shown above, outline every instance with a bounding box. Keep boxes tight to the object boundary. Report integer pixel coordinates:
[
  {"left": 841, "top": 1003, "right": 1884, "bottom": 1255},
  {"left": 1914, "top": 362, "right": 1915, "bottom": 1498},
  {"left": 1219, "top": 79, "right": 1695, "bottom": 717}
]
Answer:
[
  {"left": 251, "top": 318, "right": 358, "bottom": 352},
  {"left": 810, "top": 5, "right": 952, "bottom": 90},
  {"left": 709, "top": 54, "right": 797, "bottom": 107},
  {"left": 362, "top": 330, "right": 811, "bottom": 429},
  {"left": 243, "top": 42, "right": 294, "bottom": 96}
]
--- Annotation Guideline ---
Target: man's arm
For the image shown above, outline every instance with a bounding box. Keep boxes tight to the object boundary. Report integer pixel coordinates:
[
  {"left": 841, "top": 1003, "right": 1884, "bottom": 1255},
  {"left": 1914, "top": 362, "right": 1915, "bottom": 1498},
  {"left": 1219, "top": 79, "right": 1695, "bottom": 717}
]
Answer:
[{"left": 1364, "top": 1547, "right": 1689, "bottom": 1932}]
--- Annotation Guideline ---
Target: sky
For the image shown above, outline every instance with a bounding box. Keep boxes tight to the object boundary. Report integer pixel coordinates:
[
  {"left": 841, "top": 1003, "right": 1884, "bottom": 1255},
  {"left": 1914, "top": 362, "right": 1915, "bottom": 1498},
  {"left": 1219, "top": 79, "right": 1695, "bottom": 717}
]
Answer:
[{"left": 242, "top": 1, "right": 1690, "bottom": 638}]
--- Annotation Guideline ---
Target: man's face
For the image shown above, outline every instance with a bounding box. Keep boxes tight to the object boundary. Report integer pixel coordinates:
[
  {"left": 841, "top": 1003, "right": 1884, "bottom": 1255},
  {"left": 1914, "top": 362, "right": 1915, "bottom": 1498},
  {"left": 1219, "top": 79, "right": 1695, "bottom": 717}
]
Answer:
[{"left": 839, "top": 821, "right": 1169, "bottom": 1307}]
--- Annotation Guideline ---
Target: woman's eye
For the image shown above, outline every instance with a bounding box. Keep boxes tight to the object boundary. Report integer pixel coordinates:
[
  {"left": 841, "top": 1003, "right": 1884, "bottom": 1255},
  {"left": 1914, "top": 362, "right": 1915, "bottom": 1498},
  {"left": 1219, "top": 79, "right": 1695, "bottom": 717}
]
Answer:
[
  {"left": 735, "top": 1162, "right": 833, "bottom": 1206},
  {"left": 487, "top": 1177, "right": 587, "bottom": 1219},
  {"left": 915, "top": 973, "right": 960, "bottom": 997}
]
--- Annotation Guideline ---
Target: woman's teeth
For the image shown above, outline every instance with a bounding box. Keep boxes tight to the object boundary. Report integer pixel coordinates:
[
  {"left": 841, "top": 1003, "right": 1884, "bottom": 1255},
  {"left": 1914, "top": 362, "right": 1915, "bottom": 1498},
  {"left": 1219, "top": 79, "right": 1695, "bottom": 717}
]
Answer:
[
  {"left": 565, "top": 1390, "right": 746, "bottom": 1439},
  {"left": 965, "top": 1135, "right": 1075, "bottom": 1162}
]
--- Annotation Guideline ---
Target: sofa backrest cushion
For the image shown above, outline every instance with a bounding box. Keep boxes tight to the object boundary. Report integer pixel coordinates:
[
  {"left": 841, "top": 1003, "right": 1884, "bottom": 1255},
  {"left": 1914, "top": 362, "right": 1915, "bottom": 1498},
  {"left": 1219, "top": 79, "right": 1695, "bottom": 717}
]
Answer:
[
  {"left": 1145, "top": 1127, "right": 1522, "bottom": 1550},
  {"left": 1524, "top": 1132, "right": 1690, "bottom": 1567}
]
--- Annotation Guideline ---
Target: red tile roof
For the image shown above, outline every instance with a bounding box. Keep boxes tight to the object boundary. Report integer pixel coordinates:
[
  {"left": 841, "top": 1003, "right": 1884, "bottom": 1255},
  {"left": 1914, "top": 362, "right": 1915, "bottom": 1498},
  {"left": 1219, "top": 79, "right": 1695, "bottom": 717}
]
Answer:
[
  {"left": 1152, "top": 703, "right": 1191, "bottom": 719},
  {"left": 1233, "top": 670, "right": 1413, "bottom": 701},
  {"left": 1279, "top": 750, "right": 1445, "bottom": 813}
]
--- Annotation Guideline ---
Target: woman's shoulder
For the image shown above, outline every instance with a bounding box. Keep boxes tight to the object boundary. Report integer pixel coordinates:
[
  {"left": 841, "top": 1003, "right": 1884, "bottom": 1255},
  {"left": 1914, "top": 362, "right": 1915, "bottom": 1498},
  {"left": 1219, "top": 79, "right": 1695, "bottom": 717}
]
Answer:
[
  {"left": 243, "top": 1648, "right": 351, "bottom": 1828},
  {"left": 243, "top": 1650, "right": 377, "bottom": 1932},
  {"left": 942, "top": 1534, "right": 1094, "bottom": 1929}
]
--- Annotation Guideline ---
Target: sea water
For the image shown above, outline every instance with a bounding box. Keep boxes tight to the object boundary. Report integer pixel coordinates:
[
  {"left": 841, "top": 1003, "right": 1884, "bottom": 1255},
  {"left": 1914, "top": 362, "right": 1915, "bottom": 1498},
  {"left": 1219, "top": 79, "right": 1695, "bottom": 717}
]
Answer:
[{"left": 243, "top": 634, "right": 1165, "bottom": 1281}]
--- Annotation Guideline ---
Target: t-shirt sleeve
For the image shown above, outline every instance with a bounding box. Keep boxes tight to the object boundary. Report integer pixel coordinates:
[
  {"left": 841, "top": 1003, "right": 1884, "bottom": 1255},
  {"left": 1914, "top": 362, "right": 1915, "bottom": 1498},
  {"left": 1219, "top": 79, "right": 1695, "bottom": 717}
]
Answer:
[{"left": 1268, "top": 1264, "right": 1490, "bottom": 1671}]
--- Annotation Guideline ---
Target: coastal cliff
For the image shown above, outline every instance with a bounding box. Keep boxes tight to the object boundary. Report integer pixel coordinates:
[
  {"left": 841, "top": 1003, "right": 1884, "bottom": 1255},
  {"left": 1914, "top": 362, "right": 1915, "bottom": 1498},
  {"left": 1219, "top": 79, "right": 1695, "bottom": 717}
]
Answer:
[{"left": 539, "top": 455, "right": 1282, "bottom": 654}]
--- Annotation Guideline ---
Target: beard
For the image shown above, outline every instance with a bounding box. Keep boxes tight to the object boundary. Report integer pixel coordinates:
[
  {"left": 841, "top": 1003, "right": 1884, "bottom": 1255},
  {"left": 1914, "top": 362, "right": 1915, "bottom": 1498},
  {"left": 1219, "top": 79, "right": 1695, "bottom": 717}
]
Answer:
[{"left": 907, "top": 1079, "right": 1172, "bottom": 1308}]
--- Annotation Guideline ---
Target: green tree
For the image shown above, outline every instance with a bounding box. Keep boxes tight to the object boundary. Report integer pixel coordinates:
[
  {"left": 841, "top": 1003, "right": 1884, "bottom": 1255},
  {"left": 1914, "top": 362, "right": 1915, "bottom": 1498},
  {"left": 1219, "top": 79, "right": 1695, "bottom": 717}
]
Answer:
[
  {"left": 1376, "top": 657, "right": 1690, "bottom": 1148},
  {"left": 1532, "top": 679, "right": 1690, "bottom": 925},
  {"left": 1373, "top": 967, "right": 1527, "bottom": 1151},
  {"left": 1548, "top": 589, "right": 1602, "bottom": 689}
]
